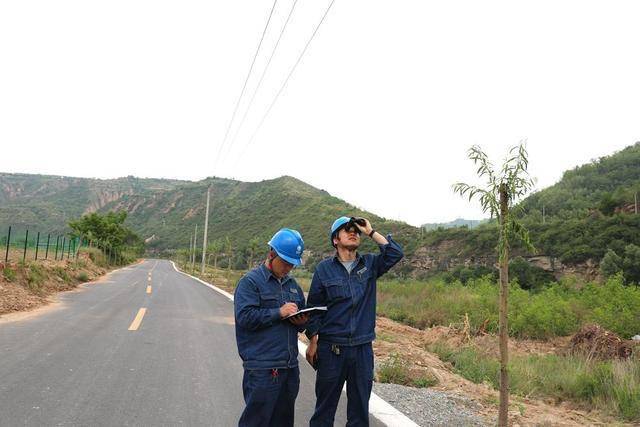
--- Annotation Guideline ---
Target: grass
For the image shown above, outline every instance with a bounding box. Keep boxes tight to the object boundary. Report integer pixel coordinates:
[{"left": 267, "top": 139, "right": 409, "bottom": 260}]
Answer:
[
  {"left": 377, "top": 274, "right": 640, "bottom": 340},
  {"left": 378, "top": 353, "right": 438, "bottom": 388},
  {"left": 53, "top": 266, "right": 72, "bottom": 283},
  {"left": 2, "top": 266, "right": 16, "bottom": 282},
  {"left": 430, "top": 341, "right": 640, "bottom": 422},
  {"left": 26, "top": 263, "right": 47, "bottom": 292}
]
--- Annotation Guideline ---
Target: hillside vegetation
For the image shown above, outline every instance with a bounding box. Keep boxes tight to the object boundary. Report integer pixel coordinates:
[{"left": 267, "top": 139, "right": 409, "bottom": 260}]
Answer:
[
  {"left": 421, "top": 142, "right": 640, "bottom": 282},
  {"left": 0, "top": 174, "right": 420, "bottom": 267}
]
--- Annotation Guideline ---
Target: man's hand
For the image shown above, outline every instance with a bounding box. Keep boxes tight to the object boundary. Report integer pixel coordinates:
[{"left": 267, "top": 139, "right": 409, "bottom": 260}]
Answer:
[
  {"left": 306, "top": 335, "right": 319, "bottom": 368},
  {"left": 279, "top": 302, "right": 298, "bottom": 319},
  {"left": 288, "top": 312, "right": 308, "bottom": 326},
  {"left": 355, "top": 217, "right": 373, "bottom": 236}
]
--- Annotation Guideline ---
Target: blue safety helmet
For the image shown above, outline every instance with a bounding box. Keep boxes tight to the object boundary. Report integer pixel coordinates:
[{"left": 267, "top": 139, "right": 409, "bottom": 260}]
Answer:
[
  {"left": 330, "top": 216, "right": 354, "bottom": 247},
  {"left": 268, "top": 228, "right": 304, "bottom": 266}
]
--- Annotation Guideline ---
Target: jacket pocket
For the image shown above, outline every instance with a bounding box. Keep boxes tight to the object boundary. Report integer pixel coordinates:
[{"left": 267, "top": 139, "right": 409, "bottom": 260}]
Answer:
[
  {"left": 259, "top": 294, "right": 279, "bottom": 309},
  {"left": 324, "top": 280, "right": 349, "bottom": 301}
]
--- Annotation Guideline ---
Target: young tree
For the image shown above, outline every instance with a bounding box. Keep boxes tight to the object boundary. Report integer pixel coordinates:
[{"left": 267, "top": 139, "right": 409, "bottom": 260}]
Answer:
[
  {"left": 247, "top": 237, "right": 262, "bottom": 268},
  {"left": 622, "top": 243, "right": 640, "bottom": 285},
  {"left": 207, "top": 239, "right": 223, "bottom": 269},
  {"left": 453, "top": 143, "right": 535, "bottom": 426},
  {"left": 600, "top": 249, "right": 623, "bottom": 279},
  {"left": 224, "top": 236, "right": 233, "bottom": 271}
]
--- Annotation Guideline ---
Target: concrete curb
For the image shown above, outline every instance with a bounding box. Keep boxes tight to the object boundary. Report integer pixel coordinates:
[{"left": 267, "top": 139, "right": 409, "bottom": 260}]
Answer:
[{"left": 170, "top": 261, "right": 419, "bottom": 427}]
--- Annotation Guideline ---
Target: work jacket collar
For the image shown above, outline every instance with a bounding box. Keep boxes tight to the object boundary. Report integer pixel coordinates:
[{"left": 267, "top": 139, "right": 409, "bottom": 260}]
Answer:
[
  {"left": 333, "top": 251, "right": 363, "bottom": 267},
  {"left": 259, "top": 263, "right": 291, "bottom": 285}
]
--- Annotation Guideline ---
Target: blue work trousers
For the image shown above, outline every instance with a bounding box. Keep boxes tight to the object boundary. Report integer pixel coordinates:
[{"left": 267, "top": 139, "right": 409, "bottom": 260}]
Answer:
[
  {"left": 239, "top": 366, "right": 300, "bottom": 427},
  {"left": 310, "top": 342, "right": 374, "bottom": 427}
]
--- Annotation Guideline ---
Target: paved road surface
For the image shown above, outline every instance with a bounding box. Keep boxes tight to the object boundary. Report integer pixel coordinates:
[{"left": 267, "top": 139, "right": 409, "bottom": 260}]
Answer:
[{"left": 0, "top": 259, "right": 385, "bottom": 426}]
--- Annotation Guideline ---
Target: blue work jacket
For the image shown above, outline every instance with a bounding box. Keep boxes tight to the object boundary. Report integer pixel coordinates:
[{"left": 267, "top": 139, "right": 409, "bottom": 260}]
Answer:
[
  {"left": 305, "top": 235, "right": 403, "bottom": 346},
  {"left": 234, "top": 264, "right": 305, "bottom": 370}
]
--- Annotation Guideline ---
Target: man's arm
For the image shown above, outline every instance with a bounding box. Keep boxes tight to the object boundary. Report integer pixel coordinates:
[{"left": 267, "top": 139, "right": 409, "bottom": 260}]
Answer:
[
  {"left": 354, "top": 218, "right": 404, "bottom": 277},
  {"left": 290, "top": 281, "right": 308, "bottom": 332},
  {"left": 304, "top": 271, "right": 326, "bottom": 368},
  {"left": 234, "top": 277, "right": 286, "bottom": 331},
  {"left": 303, "top": 272, "right": 326, "bottom": 339},
  {"left": 372, "top": 234, "right": 404, "bottom": 277}
]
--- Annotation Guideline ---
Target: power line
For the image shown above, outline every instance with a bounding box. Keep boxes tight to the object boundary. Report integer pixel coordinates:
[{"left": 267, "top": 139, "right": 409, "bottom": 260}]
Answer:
[
  {"left": 223, "top": 0, "right": 300, "bottom": 162},
  {"left": 234, "top": 0, "right": 336, "bottom": 164},
  {"left": 214, "top": 0, "right": 279, "bottom": 171}
]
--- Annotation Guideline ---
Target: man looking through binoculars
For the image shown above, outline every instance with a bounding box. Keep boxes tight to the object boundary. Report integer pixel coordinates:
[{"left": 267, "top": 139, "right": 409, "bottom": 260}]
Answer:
[{"left": 305, "top": 216, "right": 404, "bottom": 426}]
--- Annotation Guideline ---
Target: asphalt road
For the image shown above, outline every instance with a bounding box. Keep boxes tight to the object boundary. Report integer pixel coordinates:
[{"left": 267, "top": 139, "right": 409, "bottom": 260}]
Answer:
[{"left": 0, "top": 259, "right": 385, "bottom": 426}]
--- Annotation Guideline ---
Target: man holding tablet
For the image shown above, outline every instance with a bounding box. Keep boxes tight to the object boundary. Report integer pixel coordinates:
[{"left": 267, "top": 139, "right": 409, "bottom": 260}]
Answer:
[{"left": 234, "top": 228, "right": 308, "bottom": 427}]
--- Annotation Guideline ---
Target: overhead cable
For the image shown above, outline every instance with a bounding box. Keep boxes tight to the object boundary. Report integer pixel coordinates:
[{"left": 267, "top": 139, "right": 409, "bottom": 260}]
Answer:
[
  {"left": 234, "top": 0, "right": 336, "bottom": 163},
  {"left": 224, "top": 0, "right": 300, "bottom": 161},
  {"left": 214, "top": 0, "right": 279, "bottom": 170}
]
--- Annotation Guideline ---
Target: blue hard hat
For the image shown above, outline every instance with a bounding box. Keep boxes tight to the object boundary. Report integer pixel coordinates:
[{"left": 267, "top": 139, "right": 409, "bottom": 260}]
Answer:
[
  {"left": 330, "top": 216, "right": 352, "bottom": 246},
  {"left": 268, "top": 228, "right": 304, "bottom": 266}
]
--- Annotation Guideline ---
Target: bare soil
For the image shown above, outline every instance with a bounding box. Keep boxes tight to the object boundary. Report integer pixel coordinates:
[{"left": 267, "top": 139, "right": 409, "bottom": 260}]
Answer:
[
  {"left": 0, "top": 253, "right": 109, "bottom": 316},
  {"left": 373, "top": 316, "right": 627, "bottom": 426}
]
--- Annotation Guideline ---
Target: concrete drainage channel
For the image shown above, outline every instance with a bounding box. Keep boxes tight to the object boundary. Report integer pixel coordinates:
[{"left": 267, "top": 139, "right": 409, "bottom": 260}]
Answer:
[{"left": 171, "top": 261, "right": 419, "bottom": 427}]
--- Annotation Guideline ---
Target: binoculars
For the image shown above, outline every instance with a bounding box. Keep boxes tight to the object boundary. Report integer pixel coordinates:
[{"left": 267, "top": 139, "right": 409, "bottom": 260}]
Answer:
[{"left": 350, "top": 217, "right": 366, "bottom": 226}]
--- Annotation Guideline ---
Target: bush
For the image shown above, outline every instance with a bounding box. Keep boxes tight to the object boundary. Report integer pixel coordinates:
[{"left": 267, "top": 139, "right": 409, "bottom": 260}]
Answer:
[
  {"left": 508, "top": 257, "right": 555, "bottom": 291},
  {"left": 53, "top": 266, "right": 72, "bottom": 283},
  {"left": 600, "top": 249, "right": 623, "bottom": 278},
  {"left": 77, "top": 272, "right": 89, "bottom": 282},
  {"left": 3, "top": 267, "right": 16, "bottom": 282},
  {"left": 26, "top": 264, "right": 46, "bottom": 292}
]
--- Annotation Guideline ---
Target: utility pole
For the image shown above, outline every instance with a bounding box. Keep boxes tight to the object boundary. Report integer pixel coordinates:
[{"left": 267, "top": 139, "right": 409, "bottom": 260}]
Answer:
[
  {"left": 188, "top": 234, "right": 193, "bottom": 269},
  {"left": 201, "top": 186, "right": 211, "bottom": 274},
  {"left": 635, "top": 192, "right": 638, "bottom": 214},
  {"left": 192, "top": 224, "right": 198, "bottom": 273}
]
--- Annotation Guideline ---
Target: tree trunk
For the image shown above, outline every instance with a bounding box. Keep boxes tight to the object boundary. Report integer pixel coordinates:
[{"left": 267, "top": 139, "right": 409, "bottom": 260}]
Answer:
[
  {"left": 214, "top": 254, "right": 218, "bottom": 269},
  {"left": 498, "top": 183, "right": 510, "bottom": 426}
]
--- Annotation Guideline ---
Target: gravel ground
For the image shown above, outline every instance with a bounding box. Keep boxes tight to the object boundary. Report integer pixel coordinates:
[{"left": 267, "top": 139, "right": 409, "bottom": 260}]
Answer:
[{"left": 373, "top": 382, "right": 490, "bottom": 427}]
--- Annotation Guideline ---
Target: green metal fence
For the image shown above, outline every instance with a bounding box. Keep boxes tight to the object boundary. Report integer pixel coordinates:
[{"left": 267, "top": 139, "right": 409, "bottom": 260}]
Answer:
[{"left": 1, "top": 225, "right": 131, "bottom": 266}]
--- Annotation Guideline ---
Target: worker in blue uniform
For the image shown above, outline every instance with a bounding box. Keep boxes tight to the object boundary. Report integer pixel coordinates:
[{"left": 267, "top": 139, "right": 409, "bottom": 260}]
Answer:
[
  {"left": 305, "top": 216, "right": 404, "bottom": 426},
  {"left": 234, "top": 228, "right": 309, "bottom": 427}
]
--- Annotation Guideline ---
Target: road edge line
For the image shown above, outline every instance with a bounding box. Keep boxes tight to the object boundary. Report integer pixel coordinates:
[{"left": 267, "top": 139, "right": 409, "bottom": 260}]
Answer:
[
  {"left": 170, "top": 261, "right": 234, "bottom": 301},
  {"left": 170, "top": 261, "right": 418, "bottom": 427}
]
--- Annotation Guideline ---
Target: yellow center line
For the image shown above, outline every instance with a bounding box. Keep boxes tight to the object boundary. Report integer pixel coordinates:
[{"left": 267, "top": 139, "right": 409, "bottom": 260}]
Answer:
[
  {"left": 128, "top": 308, "right": 147, "bottom": 331},
  {"left": 146, "top": 285, "right": 152, "bottom": 294}
]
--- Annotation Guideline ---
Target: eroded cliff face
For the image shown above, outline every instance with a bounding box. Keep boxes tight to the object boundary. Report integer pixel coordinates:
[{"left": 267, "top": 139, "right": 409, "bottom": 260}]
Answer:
[
  {"left": 83, "top": 190, "right": 135, "bottom": 214},
  {"left": 407, "top": 244, "right": 600, "bottom": 281}
]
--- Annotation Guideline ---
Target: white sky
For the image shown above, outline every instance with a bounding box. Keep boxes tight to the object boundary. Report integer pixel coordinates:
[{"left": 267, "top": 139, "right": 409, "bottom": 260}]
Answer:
[{"left": 1, "top": 1, "right": 639, "bottom": 226}]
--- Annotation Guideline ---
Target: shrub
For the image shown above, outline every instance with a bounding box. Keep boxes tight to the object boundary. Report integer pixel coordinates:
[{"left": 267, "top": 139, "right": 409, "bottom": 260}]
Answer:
[
  {"left": 600, "top": 249, "right": 623, "bottom": 278},
  {"left": 77, "top": 272, "right": 89, "bottom": 282},
  {"left": 26, "top": 264, "right": 46, "bottom": 292},
  {"left": 53, "top": 266, "right": 72, "bottom": 283},
  {"left": 3, "top": 267, "right": 16, "bottom": 282}
]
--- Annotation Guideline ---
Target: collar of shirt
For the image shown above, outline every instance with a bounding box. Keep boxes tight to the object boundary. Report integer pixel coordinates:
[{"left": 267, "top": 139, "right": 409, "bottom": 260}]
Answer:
[
  {"left": 333, "top": 251, "right": 363, "bottom": 266},
  {"left": 259, "top": 263, "right": 291, "bottom": 285}
]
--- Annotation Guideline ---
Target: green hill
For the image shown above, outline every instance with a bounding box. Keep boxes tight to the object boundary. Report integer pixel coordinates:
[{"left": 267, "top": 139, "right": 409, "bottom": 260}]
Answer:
[
  {"left": 422, "top": 142, "right": 640, "bottom": 268},
  {"left": 0, "top": 173, "right": 420, "bottom": 267}
]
